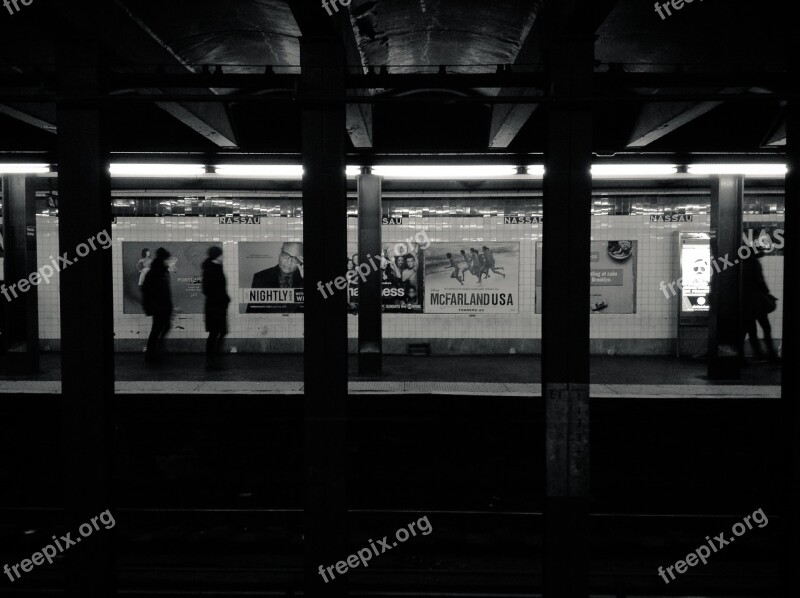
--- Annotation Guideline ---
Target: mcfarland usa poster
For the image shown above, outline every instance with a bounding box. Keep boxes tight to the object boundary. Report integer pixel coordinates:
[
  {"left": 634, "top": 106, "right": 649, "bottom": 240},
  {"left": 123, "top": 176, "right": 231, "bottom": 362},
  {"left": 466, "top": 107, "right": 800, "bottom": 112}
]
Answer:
[
  {"left": 238, "top": 242, "right": 305, "bottom": 313},
  {"left": 424, "top": 243, "right": 519, "bottom": 314}
]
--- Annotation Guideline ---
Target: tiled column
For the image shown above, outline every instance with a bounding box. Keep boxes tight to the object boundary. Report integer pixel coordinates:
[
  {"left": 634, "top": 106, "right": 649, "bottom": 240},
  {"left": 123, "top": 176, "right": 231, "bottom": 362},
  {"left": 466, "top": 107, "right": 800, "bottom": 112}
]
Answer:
[
  {"left": 541, "top": 35, "right": 593, "bottom": 597},
  {"left": 357, "top": 172, "right": 382, "bottom": 376},
  {"left": 1, "top": 174, "right": 39, "bottom": 374},
  {"left": 301, "top": 35, "right": 349, "bottom": 597}
]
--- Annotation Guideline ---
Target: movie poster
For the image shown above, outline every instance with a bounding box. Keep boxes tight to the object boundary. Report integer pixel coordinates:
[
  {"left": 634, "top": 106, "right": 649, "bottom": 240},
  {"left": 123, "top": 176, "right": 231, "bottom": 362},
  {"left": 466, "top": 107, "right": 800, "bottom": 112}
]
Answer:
[
  {"left": 122, "top": 242, "right": 217, "bottom": 314},
  {"left": 238, "top": 242, "right": 304, "bottom": 313},
  {"left": 424, "top": 243, "right": 519, "bottom": 314},
  {"left": 343, "top": 241, "right": 425, "bottom": 313},
  {"left": 535, "top": 240, "right": 638, "bottom": 314}
]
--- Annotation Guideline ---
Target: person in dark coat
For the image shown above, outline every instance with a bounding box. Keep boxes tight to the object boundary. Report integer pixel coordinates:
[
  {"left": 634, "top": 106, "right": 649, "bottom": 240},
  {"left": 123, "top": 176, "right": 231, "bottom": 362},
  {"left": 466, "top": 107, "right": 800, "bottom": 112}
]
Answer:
[
  {"left": 741, "top": 251, "right": 779, "bottom": 363},
  {"left": 141, "top": 247, "right": 173, "bottom": 363},
  {"left": 202, "top": 246, "right": 230, "bottom": 369}
]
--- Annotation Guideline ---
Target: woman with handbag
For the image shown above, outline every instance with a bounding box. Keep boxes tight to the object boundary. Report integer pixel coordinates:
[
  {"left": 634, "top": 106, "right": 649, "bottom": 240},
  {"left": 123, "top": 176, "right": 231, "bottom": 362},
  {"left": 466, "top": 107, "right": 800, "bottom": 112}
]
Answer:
[{"left": 741, "top": 251, "right": 780, "bottom": 364}]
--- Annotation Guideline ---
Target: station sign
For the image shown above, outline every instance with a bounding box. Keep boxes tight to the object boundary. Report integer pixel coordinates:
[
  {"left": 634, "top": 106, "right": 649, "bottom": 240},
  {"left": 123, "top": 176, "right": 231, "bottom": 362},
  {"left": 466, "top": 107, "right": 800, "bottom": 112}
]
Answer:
[
  {"left": 503, "top": 216, "right": 542, "bottom": 224},
  {"left": 650, "top": 214, "right": 693, "bottom": 222}
]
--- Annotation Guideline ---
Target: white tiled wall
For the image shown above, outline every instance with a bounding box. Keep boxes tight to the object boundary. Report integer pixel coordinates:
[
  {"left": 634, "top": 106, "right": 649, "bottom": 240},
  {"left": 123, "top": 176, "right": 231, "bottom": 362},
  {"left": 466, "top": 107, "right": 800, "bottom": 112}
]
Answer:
[{"left": 33, "top": 213, "right": 784, "bottom": 344}]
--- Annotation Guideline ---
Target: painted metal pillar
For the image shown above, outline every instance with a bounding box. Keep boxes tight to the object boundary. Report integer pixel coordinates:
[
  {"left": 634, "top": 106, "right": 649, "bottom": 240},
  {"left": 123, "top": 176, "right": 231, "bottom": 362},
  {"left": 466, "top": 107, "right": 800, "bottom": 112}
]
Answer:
[
  {"left": 300, "top": 35, "right": 349, "bottom": 597},
  {"left": 707, "top": 176, "right": 743, "bottom": 379},
  {"left": 780, "top": 63, "right": 799, "bottom": 598},
  {"left": 357, "top": 172, "right": 382, "bottom": 376},
  {"left": 55, "top": 31, "right": 116, "bottom": 597},
  {"left": 1, "top": 175, "right": 39, "bottom": 374},
  {"left": 541, "top": 35, "right": 593, "bottom": 598}
]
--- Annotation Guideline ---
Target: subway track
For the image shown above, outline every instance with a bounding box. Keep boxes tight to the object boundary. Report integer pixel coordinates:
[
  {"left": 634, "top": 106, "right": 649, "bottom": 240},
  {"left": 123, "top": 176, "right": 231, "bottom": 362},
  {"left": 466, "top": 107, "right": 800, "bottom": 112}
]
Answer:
[{"left": 0, "top": 393, "right": 785, "bottom": 596}]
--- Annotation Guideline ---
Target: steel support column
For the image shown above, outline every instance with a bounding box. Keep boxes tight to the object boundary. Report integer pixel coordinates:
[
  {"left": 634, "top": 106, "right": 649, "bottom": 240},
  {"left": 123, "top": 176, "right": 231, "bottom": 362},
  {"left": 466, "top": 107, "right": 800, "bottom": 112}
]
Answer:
[
  {"left": 357, "top": 173, "right": 382, "bottom": 376},
  {"left": 780, "top": 63, "right": 800, "bottom": 598},
  {"left": 707, "top": 176, "right": 744, "bottom": 379},
  {"left": 541, "top": 36, "right": 593, "bottom": 598},
  {"left": 1, "top": 175, "right": 39, "bottom": 374},
  {"left": 55, "top": 33, "right": 116, "bottom": 597},
  {"left": 301, "top": 36, "right": 349, "bottom": 597}
]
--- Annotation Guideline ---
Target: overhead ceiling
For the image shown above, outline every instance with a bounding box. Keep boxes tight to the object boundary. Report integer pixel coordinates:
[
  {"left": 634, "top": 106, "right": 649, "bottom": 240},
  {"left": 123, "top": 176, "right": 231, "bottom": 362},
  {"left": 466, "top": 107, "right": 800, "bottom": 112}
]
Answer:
[{"left": 0, "top": 0, "right": 793, "bottom": 158}]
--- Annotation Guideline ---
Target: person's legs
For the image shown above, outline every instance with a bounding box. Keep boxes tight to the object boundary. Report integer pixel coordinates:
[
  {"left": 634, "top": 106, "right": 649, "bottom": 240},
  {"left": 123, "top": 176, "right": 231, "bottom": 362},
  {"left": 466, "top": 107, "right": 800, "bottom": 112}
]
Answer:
[
  {"left": 206, "top": 331, "right": 217, "bottom": 365},
  {"left": 745, "top": 316, "right": 764, "bottom": 360},
  {"left": 757, "top": 312, "right": 779, "bottom": 361},
  {"left": 146, "top": 311, "right": 170, "bottom": 361},
  {"left": 157, "top": 311, "right": 171, "bottom": 356},
  {"left": 215, "top": 332, "right": 227, "bottom": 363},
  {"left": 146, "top": 318, "right": 160, "bottom": 360}
]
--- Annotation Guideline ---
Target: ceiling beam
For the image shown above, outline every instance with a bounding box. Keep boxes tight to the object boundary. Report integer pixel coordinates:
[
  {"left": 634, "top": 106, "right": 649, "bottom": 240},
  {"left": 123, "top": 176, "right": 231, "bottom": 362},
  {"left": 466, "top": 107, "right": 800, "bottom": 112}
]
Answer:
[
  {"left": 55, "top": 0, "right": 237, "bottom": 147},
  {"left": 627, "top": 87, "right": 746, "bottom": 147},
  {"left": 287, "top": 0, "right": 373, "bottom": 148},
  {"left": 761, "top": 104, "right": 786, "bottom": 147},
  {"left": 489, "top": 93, "right": 540, "bottom": 148},
  {"left": 766, "top": 122, "right": 786, "bottom": 146},
  {"left": 0, "top": 102, "right": 57, "bottom": 134},
  {"left": 488, "top": 0, "right": 619, "bottom": 148}
]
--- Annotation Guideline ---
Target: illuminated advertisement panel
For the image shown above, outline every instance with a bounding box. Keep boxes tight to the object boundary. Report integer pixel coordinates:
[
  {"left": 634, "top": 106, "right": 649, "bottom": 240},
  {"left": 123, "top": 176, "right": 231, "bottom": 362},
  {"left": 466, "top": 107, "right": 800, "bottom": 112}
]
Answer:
[{"left": 678, "top": 233, "right": 711, "bottom": 315}]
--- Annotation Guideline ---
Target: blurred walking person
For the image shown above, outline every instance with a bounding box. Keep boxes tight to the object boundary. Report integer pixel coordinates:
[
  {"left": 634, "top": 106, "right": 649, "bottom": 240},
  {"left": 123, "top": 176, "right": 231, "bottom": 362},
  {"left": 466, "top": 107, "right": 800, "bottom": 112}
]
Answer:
[
  {"left": 202, "top": 246, "right": 230, "bottom": 370},
  {"left": 142, "top": 247, "right": 173, "bottom": 363},
  {"left": 741, "top": 251, "right": 779, "bottom": 364}
]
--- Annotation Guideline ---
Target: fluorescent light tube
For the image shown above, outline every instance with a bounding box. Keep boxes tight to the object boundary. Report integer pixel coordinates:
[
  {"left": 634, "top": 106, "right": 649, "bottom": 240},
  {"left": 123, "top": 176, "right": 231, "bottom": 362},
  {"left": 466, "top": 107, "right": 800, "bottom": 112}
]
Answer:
[
  {"left": 371, "top": 165, "right": 520, "bottom": 179},
  {"left": 215, "top": 164, "right": 303, "bottom": 178},
  {"left": 110, "top": 163, "right": 206, "bottom": 177},
  {"left": 591, "top": 164, "right": 678, "bottom": 178},
  {"left": 0, "top": 163, "right": 50, "bottom": 174},
  {"left": 688, "top": 163, "right": 786, "bottom": 177}
]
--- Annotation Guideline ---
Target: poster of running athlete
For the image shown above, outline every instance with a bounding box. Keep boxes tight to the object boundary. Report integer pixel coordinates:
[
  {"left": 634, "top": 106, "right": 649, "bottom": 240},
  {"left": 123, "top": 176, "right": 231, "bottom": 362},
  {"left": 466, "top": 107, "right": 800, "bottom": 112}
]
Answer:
[
  {"left": 534, "top": 240, "right": 638, "bottom": 314},
  {"left": 424, "top": 243, "right": 519, "bottom": 314},
  {"left": 343, "top": 241, "right": 425, "bottom": 313},
  {"left": 122, "top": 242, "right": 216, "bottom": 314}
]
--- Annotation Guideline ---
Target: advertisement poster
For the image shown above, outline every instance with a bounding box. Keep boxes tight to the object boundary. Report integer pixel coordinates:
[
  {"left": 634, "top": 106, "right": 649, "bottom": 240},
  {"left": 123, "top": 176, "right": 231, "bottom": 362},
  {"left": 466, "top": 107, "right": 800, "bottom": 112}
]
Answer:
[
  {"left": 425, "top": 243, "right": 519, "bottom": 314},
  {"left": 535, "top": 241, "right": 638, "bottom": 314},
  {"left": 238, "top": 242, "right": 304, "bottom": 313},
  {"left": 122, "top": 242, "right": 216, "bottom": 314},
  {"left": 344, "top": 241, "right": 425, "bottom": 313},
  {"left": 680, "top": 241, "right": 711, "bottom": 313},
  {"left": 743, "top": 222, "right": 785, "bottom": 256}
]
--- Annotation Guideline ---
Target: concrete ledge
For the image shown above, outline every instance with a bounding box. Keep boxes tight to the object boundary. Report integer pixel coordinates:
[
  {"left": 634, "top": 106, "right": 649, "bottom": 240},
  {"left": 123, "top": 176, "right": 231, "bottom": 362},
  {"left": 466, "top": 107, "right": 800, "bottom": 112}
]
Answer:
[
  {"left": 0, "top": 380, "right": 780, "bottom": 398},
  {"left": 36, "top": 338, "right": 779, "bottom": 356}
]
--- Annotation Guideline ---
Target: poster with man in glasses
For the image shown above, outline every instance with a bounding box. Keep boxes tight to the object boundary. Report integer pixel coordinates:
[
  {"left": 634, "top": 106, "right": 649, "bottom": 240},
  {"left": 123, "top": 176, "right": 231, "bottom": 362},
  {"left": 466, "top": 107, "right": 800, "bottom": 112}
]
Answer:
[{"left": 240, "top": 242, "right": 305, "bottom": 313}]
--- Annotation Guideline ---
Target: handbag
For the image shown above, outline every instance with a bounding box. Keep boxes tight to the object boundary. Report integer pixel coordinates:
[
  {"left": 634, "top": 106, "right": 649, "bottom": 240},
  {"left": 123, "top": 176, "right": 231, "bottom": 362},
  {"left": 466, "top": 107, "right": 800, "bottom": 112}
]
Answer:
[{"left": 763, "top": 293, "right": 778, "bottom": 314}]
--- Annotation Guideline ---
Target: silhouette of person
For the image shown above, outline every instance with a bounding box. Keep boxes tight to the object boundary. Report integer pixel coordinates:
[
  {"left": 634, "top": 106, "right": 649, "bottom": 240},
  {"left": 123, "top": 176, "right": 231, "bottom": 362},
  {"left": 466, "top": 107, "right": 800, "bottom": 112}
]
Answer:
[
  {"left": 141, "top": 247, "right": 173, "bottom": 363},
  {"left": 741, "top": 251, "right": 779, "bottom": 363},
  {"left": 202, "top": 246, "right": 230, "bottom": 370}
]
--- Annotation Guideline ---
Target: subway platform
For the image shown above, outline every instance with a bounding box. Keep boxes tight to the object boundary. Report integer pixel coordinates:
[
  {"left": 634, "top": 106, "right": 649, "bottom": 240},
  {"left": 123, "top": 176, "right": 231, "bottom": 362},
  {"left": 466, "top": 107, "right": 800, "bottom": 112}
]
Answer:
[{"left": 0, "top": 354, "right": 781, "bottom": 398}]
